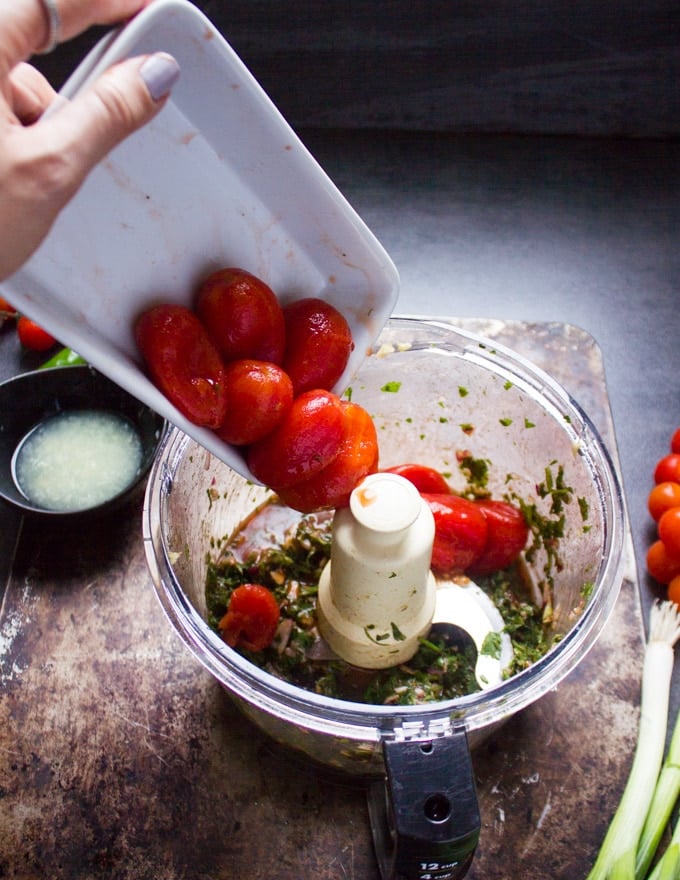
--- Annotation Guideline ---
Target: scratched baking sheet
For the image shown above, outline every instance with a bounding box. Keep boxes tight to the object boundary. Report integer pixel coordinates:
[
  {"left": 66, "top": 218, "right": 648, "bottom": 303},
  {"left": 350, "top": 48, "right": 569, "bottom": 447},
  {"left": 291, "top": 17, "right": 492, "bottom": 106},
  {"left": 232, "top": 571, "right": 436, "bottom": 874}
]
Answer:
[{"left": 0, "top": 319, "right": 642, "bottom": 879}]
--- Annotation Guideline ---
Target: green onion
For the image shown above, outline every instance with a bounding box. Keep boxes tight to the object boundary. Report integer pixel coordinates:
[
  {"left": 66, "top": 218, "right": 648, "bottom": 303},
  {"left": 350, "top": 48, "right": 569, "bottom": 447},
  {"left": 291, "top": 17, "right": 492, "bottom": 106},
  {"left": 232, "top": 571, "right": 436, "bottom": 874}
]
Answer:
[
  {"left": 39, "top": 347, "right": 86, "bottom": 369},
  {"left": 586, "top": 601, "right": 680, "bottom": 880},
  {"left": 636, "top": 707, "right": 680, "bottom": 879}
]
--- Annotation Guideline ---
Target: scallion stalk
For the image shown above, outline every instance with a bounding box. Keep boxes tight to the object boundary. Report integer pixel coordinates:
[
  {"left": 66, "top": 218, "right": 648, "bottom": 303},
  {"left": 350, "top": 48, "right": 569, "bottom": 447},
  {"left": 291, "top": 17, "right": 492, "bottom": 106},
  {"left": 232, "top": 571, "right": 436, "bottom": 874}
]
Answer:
[
  {"left": 636, "top": 707, "right": 680, "bottom": 879},
  {"left": 586, "top": 601, "right": 680, "bottom": 880}
]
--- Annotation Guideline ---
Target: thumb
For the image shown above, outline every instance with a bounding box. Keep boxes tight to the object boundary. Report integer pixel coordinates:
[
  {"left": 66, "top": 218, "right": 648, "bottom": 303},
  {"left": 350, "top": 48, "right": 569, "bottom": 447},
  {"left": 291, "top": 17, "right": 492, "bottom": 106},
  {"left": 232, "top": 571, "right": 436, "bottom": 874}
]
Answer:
[{"left": 45, "top": 52, "right": 180, "bottom": 195}]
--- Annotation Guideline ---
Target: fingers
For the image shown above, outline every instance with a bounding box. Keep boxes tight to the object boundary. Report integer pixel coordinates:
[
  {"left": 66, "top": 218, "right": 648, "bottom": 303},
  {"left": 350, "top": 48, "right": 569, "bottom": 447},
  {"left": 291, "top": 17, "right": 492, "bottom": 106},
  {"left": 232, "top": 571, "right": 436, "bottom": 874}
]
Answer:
[
  {"left": 8, "top": 62, "right": 58, "bottom": 124},
  {"left": 46, "top": 52, "right": 180, "bottom": 172},
  {"left": 0, "top": 0, "right": 154, "bottom": 72},
  {"left": 45, "top": 0, "right": 157, "bottom": 45},
  {"left": 0, "top": 50, "right": 179, "bottom": 281}
]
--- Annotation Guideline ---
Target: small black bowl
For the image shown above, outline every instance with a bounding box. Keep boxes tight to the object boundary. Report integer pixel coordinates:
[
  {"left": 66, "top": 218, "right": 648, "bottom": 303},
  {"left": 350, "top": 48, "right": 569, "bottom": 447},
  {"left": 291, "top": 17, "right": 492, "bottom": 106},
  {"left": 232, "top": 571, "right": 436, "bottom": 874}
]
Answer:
[{"left": 0, "top": 364, "right": 165, "bottom": 518}]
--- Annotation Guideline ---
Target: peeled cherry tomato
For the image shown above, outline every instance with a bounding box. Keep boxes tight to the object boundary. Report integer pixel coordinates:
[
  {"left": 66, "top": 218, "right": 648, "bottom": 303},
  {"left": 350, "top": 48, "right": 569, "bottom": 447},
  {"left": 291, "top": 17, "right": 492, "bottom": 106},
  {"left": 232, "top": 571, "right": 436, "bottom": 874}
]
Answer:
[
  {"left": 655, "top": 454, "right": 680, "bottom": 485},
  {"left": 467, "top": 499, "right": 529, "bottom": 576},
  {"left": 196, "top": 268, "right": 285, "bottom": 363},
  {"left": 282, "top": 298, "right": 354, "bottom": 395},
  {"left": 422, "top": 493, "right": 489, "bottom": 577},
  {"left": 135, "top": 304, "right": 227, "bottom": 428},
  {"left": 215, "top": 360, "right": 293, "bottom": 446},
  {"left": 384, "top": 463, "right": 451, "bottom": 495},
  {"left": 659, "top": 507, "right": 680, "bottom": 558},
  {"left": 247, "top": 389, "right": 345, "bottom": 489},
  {"left": 218, "top": 583, "right": 280, "bottom": 651},
  {"left": 648, "top": 482, "right": 680, "bottom": 521},
  {"left": 17, "top": 316, "right": 56, "bottom": 351},
  {"left": 646, "top": 540, "right": 680, "bottom": 585},
  {"left": 277, "top": 401, "right": 379, "bottom": 512}
]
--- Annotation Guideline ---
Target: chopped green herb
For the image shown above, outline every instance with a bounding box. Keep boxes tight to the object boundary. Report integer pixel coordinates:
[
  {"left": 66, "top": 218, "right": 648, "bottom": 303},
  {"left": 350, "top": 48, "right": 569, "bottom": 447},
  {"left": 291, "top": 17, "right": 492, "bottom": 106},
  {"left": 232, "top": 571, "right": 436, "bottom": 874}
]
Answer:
[
  {"left": 499, "top": 417, "right": 513, "bottom": 427},
  {"left": 381, "top": 381, "right": 402, "bottom": 393},
  {"left": 481, "top": 631, "right": 501, "bottom": 659}
]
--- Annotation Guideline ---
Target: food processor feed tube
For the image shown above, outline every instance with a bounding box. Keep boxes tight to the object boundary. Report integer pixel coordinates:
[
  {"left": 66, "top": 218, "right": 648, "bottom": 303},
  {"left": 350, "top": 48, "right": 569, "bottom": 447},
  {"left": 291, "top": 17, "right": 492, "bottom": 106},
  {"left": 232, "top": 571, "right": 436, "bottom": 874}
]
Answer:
[{"left": 318, "top": 473, "right": 481, "bottom": 880}]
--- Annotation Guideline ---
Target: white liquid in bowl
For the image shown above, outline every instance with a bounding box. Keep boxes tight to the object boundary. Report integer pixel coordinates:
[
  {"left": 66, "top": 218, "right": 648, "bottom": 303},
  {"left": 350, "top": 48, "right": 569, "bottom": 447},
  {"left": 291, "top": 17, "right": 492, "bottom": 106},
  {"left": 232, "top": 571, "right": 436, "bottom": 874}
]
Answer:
[{"left": 13, "top": 410, "right": 143, "bottom": 512}]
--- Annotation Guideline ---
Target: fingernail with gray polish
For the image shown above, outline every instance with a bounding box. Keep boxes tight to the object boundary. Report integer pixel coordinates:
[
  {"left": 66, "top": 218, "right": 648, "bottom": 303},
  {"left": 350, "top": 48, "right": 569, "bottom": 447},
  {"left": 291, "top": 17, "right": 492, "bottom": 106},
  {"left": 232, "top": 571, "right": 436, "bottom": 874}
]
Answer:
[{"left": 140, "top": 53, "right": 181, "bottom": 102}]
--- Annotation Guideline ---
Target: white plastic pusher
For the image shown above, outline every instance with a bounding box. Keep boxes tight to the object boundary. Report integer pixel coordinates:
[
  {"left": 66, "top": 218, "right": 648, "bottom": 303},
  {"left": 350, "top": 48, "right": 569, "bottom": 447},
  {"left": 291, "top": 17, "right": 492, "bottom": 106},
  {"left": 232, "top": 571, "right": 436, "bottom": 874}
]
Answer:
[{"left": 317, "top": 472, "right": 437, "bottom": 668}]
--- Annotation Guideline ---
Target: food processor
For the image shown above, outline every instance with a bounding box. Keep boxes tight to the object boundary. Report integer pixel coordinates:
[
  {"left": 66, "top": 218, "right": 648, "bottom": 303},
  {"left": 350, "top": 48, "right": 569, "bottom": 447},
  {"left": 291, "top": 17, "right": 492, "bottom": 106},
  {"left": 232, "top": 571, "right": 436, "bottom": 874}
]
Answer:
[{"left": 143, "top": 317, "right": 626, "bottom": 879}]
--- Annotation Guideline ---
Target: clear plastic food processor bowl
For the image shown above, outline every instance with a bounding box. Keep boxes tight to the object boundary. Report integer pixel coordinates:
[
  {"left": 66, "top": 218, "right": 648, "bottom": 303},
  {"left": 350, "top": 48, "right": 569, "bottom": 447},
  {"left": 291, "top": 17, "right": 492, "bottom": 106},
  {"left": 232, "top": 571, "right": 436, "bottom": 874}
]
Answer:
[{"left": 143, "top": 317, "right": 626, "bottom": 775}]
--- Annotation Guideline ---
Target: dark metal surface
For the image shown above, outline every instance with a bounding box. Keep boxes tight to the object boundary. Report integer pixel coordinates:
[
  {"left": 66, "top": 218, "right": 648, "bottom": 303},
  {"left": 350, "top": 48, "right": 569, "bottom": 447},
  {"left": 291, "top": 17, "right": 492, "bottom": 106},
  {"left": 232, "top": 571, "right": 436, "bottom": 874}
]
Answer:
[{"left": 0, "top": 319, "right": 642, "bottom": 879}]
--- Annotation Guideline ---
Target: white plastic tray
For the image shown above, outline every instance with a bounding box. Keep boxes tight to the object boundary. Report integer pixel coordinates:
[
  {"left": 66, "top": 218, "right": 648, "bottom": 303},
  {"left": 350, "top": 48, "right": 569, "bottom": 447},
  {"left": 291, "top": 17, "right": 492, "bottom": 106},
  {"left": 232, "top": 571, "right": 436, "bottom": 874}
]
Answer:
[{"left": 2, "top": 0, "right": 399, "bottom": 479}]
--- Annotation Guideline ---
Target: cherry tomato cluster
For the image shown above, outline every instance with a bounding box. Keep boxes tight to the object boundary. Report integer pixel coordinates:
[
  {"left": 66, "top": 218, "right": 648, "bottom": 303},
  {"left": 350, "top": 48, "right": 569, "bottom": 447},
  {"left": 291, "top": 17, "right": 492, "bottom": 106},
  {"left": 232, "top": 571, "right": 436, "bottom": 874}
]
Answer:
[
  {"left": 0, "top": 297, "right": 57, "bottom": 352},
  {"left": 384, "top": 463, "right": 530, "bottom": 578},
  {"left": 135, "top": 267, "right": 377, "bottom": 513},
  {"left": 646, "top": 428, "right": 680, "bottom": 604}
]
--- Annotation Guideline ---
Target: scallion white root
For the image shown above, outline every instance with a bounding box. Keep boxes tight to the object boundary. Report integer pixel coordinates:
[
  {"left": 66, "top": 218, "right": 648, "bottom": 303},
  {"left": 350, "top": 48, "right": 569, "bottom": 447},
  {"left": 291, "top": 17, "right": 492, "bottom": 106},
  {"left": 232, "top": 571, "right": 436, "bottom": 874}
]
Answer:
[{"left": 586, "top": 601, "right": 680, "bottom": 880}]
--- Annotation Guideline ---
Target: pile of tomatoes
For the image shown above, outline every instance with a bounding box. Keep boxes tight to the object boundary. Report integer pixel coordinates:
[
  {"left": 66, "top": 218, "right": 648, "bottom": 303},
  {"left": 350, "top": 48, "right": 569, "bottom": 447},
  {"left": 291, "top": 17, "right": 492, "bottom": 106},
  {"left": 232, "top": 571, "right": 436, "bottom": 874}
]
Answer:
[
  {"left": 646, "top": 428, "right": 680, "bottom": 604},
  {"left": 219, "top": 462, "right": 530, "bottom": 653},
  {"left": 384, "top": 463, "right": 529, "bottom": 578},
  {"left": 0, "top": 296, "right": 57, "bottom": 351},
  {"left": 136, "top": 267, "right": 377, "bottom": 513}
]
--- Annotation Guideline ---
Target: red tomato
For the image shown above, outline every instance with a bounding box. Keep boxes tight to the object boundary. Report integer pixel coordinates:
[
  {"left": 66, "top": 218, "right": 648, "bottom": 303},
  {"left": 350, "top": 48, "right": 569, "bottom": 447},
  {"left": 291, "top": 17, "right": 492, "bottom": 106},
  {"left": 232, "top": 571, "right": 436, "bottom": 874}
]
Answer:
[
  {"left": 647, "top": 540, "right": 680, "bottom": 585},
  {"left": 648, "top": 482, "right": 680, "bottom": 522},
  {"left": 467, "top": 499, "right": 529, "bottom": 576},
  {"left": 659, "top": 507, "right": 680, "bottom": 558},
  {"left": 277, "top": 401, "right": 379, "bottom": 512},
  {"left": 668, "top": 573, "right": 680, "bottom": 607},
  {"left": 16, "top": 316, "right": 56, "bottom": 351},
  {"left": 218, "top": 583, "right": 280, "bottom": 651},
  {"left": 655, "top": 454, "right": 680, "bottom": 485},
  {"left": 282, "top": 298, "right": 354, "bottom": 395},
  {"left": 383, "top": 463, "right": 451, "bottom": 495},
  {"left": 215, "top": 359, "right": 293, "bottom": 446},
  {"left": 135, "top": 304, "right": 228, "bottom": 428},
  {"left": 247, "top": 389, "right": 345, "bottom": 489},
  {"left": 195, "top": 268, "right": 285, "bottom": 363},
  {"left": 0, "top": 296, "right": 17, "bottom": 318},
  {"left": 422, "top": 493, "right": 489, "bottom": 577},
  {"left": 672, "top": 429, "right": 680, "bottom": 455}
]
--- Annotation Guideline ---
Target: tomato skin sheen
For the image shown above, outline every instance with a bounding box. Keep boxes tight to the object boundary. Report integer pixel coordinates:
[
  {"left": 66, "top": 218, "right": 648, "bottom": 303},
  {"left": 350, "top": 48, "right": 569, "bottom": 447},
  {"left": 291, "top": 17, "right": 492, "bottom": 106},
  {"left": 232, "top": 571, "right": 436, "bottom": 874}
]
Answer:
[
  {"left": 282, "top": 298, "right": 354, "bottom": 395},
  {"left": 218, "top": 583, "right": 280, "bottom": 651},
  {"left": 647, "top": 540, "right": 680, "bottom": 585},
  {"left": 135, "top": 304, "right": 228, "bottom": 428},
  {"left": 648, "top": 482, "right": 680, "bottom": 522},
  {"left": 467, "top": 499, "right": 529, "bottom": 576},
  {"left": 196, "top": 268, "right": 285, "bottom": 364},
  {"left": 672, "top": 429, "right": 680, "bottom": 455},
  {"left": 17, "top": 316, "right": 56, "bottom": 351},
  {"left": 658, "top": 507, "right": 680, "bottom": 559},
  {"left": 655, "top": 454, "right": 680, "bottom": 485},
  {"left": 247, "top": 389, "right": 345, "bottom": 489},
  {"left": 215, "top": 359, "right": 293, "bottom": 446},
  {"left": 277, "top": 401, "right": 379, "bottom": 512},
  {"left": 422, "top": 493, "right": 489, "bottom": 577},
  {"left": 384, "top": 463, "right": 451, "bottom": 495}
]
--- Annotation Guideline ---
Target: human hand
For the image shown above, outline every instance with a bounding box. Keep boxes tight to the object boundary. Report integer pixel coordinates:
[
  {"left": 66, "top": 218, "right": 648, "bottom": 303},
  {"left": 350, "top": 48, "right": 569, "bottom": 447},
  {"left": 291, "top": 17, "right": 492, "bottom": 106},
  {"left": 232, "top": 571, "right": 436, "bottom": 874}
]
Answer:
[{"left": 0, "top": 0, "right": 180, "bottom": 281}]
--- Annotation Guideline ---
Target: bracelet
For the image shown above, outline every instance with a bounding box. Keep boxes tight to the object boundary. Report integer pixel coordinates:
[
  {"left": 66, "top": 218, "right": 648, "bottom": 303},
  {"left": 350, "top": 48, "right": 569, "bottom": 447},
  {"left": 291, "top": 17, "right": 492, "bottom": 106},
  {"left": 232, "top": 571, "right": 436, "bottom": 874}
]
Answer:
[{"left": 36, "top": 0, "right": 61, "bottom": 54}]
